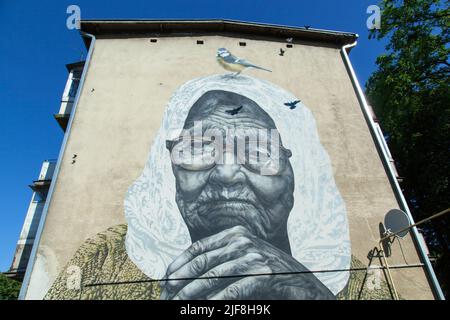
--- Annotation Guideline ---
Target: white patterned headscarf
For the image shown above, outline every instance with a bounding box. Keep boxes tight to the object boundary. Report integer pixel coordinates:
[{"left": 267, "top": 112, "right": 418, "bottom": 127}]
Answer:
[{"left": 124, "top": 74, "right": 351, "bottom": 295}]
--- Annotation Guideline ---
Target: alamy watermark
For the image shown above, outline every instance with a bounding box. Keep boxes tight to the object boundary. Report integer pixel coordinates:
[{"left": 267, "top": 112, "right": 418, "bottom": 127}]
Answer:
[
  {"left": 65, "top": 5, "right": 381, "bottom": 32},
  {"left": 66, "top": 5, "right": 81, "bottom": 30},
  {"left": 367, "top": 5, "right": 381, "bottom": 30}
]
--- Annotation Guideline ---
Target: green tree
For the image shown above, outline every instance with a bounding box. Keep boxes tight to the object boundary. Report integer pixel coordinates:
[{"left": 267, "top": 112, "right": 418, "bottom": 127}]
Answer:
[
  {"left": 366, "top": 0, "right": 449, "bottom": 298},
  {"left": 0, "top": 273, "right": 21, "bottom": 300}
]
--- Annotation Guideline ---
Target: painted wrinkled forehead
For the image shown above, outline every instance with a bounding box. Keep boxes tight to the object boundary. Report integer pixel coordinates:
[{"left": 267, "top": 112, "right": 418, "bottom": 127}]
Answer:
[{"left": 183, "top": 90, "right": 278, "bottom": 131}]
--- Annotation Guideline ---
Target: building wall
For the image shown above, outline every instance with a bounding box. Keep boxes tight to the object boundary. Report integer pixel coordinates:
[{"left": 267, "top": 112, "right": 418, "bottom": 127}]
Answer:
[{"left": 23, "top": 35, "right": 434, "bottom": 299}]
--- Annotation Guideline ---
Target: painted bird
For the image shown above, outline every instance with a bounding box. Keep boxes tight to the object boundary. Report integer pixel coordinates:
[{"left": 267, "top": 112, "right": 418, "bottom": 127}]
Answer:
[
  {"left": 216, "top": 48, "right": 272, "bottom": 76},
  {"left": 284, "top": 100, "right": 301, "bottom": 110}
]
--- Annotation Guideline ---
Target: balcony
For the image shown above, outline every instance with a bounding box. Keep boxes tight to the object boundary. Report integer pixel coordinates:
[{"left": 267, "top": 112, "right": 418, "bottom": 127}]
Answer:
[
  {"left": 54, "top": 61, "right": 85, "bottom": 132},
  {"left": 8, "top": 160, "right": 56, "bottom": 281}
]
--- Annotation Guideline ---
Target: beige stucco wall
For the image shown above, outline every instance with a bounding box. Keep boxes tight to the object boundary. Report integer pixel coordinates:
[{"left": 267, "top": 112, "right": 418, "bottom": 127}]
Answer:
[{"left": 24, "top": 34, "right": 434, "bottom": 299}]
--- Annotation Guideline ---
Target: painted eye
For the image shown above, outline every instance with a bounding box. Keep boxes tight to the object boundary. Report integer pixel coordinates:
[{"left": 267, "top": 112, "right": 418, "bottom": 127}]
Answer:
[
  {"left": 190, "top": 144, "right": 204, "bottom": 155},
  {"left": 179, "top": 153, "right": 216, "bottom": 171},
  {"left": 175, "top": 140, "right": 217, "bottom": 171},
  {"left": 247, "top": 148, "right": 271, "bottom": 162},
  {"left": 243, "top": 146, "right": 285, "bottom": 175}
]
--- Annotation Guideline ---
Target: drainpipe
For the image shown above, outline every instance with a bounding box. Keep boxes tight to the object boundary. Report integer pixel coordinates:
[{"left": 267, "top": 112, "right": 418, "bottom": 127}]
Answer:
[
  {"left": 18, "top": 31, "right": 96, "bottom": 300},
  {"left": 341, "top": 40, "right": 445, "bottom": 300}
]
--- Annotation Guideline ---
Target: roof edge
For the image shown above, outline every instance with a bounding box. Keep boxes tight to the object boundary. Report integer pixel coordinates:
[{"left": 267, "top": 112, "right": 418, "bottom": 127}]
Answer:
[{"left": 79, "top": 19, "right": 358, "bottom": 46}]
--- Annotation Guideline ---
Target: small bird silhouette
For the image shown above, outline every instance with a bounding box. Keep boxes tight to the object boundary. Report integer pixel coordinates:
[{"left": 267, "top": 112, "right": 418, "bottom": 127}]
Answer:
[
  {"left": 284, "top": 100, "right": 301, "bottom": 110},
  {"left": 225, "top": 106, "right": 243, "bottom": 115},
  {"left": 304, "top": 25, "right": 311, "bottom": 30},
  {"left": 216, "top": 48, "right": 272, "bottom": 76},
  {"left": 279, "top": 48, "right": 285, "bottom": 56},
  {"left": 286, "top": 37, "right": 293, "bottom": 43}
]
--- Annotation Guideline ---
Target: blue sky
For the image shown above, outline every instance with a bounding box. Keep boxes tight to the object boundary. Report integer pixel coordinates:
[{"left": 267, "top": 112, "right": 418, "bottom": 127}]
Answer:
[{"left": 0, "top": 0, "right": 387, "bottom": 272}]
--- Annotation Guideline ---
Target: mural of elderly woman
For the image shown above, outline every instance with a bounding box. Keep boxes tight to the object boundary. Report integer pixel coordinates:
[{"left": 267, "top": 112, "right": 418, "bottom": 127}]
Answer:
[{"left": 44, "top": 75, "right": 392, "bottom": 300}]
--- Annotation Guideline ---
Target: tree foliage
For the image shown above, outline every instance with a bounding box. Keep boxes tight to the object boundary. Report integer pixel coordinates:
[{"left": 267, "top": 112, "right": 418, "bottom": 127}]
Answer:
[
  {"left": 0, "top": 273, "right": 21, "bottom": 300},
  {"left": 366, "top": 0, "right": 449, "bottom": 297}
]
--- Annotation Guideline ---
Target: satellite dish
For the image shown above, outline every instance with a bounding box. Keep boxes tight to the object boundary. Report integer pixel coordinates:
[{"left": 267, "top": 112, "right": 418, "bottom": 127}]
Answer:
[{"left": 384, "top": 209, "right": 411, "bottom": 238}]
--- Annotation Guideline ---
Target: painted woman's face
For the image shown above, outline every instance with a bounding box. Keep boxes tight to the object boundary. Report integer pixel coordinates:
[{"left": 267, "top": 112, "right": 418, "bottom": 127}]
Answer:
[{"left": 168, "top": 90, "right": 295, "bottom": 246}]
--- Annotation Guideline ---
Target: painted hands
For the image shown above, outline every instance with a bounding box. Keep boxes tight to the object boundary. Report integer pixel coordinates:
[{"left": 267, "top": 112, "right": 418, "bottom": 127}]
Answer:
[{"left": 160, "top": 226, "right": 335, "bottom": 300}]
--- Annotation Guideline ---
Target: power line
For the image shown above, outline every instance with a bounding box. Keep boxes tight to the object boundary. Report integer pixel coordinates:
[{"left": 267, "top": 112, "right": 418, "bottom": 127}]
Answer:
[{"left": 84, "top": 263, "right": 424, "bottom": 288}]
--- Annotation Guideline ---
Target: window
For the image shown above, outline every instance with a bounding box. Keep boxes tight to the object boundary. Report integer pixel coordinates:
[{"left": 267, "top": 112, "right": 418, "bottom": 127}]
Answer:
[{"left": 68, "top": 70, "right": 82, "bottom": 99}]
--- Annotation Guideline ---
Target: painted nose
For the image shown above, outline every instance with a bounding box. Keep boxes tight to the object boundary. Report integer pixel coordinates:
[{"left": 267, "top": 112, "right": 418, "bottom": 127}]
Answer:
[
  {"left": 211, "top": 163, "right": 245, "bottom": 186},
  {"left": 211, "top": 150, "right": 245, "bottom": 184}
]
